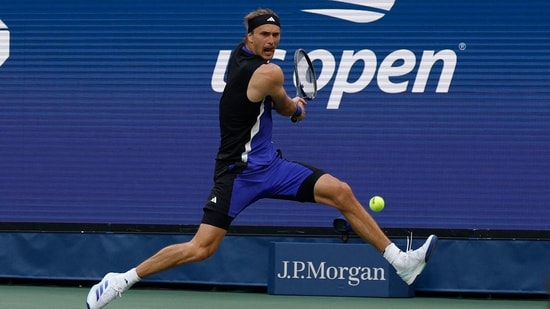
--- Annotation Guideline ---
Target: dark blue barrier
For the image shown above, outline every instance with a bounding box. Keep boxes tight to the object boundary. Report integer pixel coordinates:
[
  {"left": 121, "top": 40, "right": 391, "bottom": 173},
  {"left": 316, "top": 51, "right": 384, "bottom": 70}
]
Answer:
[{"left": 1, "top": 232, "right": 549, "bottom": 295}]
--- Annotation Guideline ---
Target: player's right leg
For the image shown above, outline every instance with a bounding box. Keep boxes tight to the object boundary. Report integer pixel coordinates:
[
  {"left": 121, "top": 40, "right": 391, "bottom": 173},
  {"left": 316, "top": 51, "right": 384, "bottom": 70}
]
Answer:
[
  {"left": 86, "top": 224, "right": 227, "bottom": 309},
  {"left": 86, "top": 271, "right": 136, "bottom": 309}
]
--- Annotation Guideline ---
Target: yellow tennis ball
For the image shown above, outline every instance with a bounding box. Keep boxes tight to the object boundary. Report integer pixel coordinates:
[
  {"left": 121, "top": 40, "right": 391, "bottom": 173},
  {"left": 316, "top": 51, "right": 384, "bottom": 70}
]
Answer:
[{"left": 369, "top": 196, "right": 385, "bottom": 212}]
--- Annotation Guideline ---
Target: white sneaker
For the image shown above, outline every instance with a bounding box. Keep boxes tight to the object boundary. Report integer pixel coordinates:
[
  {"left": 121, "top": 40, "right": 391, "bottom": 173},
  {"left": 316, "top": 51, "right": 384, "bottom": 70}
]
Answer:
[
  {"left": 393, "top": 234, "right": 438, "bottom": 285},
  {"left": 86, "top": 272, "right": 131, "bottom": 309}
]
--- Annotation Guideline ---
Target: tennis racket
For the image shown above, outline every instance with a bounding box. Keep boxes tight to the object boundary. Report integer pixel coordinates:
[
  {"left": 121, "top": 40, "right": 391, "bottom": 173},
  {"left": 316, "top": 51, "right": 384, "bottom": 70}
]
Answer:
[{"left": 291, "top": 49, "right": 317, "bottom": 122}]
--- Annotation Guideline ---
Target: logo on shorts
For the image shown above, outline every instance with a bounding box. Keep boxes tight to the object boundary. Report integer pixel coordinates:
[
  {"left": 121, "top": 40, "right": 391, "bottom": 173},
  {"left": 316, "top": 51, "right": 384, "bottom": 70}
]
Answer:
[{"left": 302, "top": 0, "right": 396, "bottom": 23}]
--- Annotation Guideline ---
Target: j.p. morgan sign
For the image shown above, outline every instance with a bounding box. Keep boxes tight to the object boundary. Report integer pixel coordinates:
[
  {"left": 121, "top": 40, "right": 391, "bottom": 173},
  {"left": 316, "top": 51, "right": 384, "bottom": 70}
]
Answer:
[{"left": 268, "top": 242, "right": 413, "bottom": 297}]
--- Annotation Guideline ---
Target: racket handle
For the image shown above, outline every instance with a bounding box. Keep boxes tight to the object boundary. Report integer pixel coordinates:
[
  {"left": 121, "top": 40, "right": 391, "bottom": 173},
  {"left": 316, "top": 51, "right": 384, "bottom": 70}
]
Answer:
[{"left": 290, "top": 103, "right": 302, "bottom": 123}]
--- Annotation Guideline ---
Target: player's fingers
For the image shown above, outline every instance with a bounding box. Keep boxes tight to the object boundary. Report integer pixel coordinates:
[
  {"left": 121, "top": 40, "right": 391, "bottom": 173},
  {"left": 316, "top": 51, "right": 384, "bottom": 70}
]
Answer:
[
  {"left": 292, "top": 97, "right": 307, "bottom": 106},
  {"left": 299, "top": 107, "right": 306, "bottom": 121}
]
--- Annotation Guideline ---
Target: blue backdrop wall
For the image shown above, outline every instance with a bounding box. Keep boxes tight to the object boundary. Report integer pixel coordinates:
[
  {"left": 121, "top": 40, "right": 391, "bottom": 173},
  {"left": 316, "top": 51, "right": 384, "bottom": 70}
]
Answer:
[
  {"left": 0, "top": 0, "right": 549, "bottom": 294},
  {"left": 1, "top": 0, "right": 549, "bottom": 230}
]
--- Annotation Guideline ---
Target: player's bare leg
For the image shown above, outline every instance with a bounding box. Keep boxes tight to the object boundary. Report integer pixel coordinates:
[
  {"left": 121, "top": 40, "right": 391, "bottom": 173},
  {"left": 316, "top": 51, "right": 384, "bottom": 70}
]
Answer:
[
  {"left": 136, "top": 224, "right": 226, "bottom": 277},
  {"left": 86, "top": 224, "right": 226, "bottom": 309},
  {"left": 313, "top": 174, "right": 438, "bottom": 285}
]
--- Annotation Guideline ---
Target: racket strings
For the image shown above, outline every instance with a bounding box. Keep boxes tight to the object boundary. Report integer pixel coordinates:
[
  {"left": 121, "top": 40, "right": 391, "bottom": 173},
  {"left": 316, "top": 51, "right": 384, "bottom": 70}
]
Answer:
[{"left": 296, "top": 57, "right": 315, "bottom": 98}]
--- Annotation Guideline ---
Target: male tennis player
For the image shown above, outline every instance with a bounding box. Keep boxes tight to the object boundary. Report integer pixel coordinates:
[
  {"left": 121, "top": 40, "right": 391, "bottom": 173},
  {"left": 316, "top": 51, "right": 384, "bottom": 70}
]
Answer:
[{"left": 86, "top": 8, "right": 438, "bottom": 309}]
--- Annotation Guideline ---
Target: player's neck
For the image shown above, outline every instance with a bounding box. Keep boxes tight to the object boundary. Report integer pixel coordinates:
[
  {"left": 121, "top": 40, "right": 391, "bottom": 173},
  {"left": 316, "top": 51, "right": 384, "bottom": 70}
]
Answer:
[{"left": 242, "top": 42, "right": 254, "bottom": 55}]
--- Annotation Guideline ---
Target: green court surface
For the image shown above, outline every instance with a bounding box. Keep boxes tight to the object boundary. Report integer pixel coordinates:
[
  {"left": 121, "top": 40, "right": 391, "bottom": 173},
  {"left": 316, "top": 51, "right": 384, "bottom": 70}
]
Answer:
[{"left": 0, "top": 284, "right": 548, "bottom": 309}]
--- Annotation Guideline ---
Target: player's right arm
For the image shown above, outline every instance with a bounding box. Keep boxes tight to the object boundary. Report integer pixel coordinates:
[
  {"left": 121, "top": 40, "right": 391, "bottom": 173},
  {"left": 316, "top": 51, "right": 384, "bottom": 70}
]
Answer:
[{"left": 247, "top": 63, "right": 306, "bottom": 120}]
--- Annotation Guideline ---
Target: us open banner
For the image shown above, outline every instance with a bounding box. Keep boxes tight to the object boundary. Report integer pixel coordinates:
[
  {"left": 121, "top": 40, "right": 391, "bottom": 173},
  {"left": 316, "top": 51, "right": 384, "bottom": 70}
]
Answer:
[{"left": 0, "top": 0, "right": 549, "bottom": 232}]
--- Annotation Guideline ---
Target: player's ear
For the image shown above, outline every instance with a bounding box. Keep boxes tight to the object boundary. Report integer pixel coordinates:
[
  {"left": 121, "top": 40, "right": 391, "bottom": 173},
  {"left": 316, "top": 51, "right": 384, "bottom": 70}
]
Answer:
[{"left": 246, "top": 31, "right": 253, "bottom": 43}]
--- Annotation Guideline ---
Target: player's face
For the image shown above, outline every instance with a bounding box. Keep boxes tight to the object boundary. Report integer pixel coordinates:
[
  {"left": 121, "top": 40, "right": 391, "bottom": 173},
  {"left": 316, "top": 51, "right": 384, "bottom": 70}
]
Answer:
[{"left": 247, "top": 24, "right": 280, "bottom": 60}]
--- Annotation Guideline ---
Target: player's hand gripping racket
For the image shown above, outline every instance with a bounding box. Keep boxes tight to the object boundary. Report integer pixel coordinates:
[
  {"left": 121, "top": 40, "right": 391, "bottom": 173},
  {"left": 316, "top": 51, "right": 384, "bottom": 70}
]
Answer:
[{"left": 291, "top": 49, "right": 317, "bottom": 122}]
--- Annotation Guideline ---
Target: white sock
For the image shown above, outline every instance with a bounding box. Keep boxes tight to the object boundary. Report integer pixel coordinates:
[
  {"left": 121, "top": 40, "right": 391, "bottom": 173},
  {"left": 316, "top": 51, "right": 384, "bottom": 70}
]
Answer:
[
  {"left": 123, "top": 268, "right": 141, "bottom": 286},
  {"left": 383, "top": 243, "right": 401, "bottom": 264}
]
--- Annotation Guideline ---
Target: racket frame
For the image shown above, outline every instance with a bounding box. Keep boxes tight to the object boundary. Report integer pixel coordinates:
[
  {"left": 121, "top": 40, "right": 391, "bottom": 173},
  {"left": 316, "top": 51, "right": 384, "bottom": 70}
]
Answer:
[{"left": 291, "top": 49, "right": 317, "bottom": 122}]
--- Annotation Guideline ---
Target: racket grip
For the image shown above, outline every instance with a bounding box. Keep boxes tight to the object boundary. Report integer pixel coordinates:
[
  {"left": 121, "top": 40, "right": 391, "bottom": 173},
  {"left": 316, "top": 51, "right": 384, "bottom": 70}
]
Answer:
[{"left": 290, "top": 103, "right": 302, "bottom": 123}]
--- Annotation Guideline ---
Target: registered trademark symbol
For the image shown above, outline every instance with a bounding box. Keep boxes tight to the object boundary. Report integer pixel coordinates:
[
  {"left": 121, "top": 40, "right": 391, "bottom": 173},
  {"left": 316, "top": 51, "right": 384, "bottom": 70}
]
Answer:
[{"left": 458, "top": 42, "right": 467, "bottom": 50}]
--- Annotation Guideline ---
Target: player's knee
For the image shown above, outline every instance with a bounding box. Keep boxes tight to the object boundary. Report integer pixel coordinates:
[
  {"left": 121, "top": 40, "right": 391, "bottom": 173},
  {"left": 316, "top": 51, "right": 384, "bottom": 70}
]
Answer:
[
  {"left": 332, "top": 180, "right": 354, "bottom": 208},
  {"left": 177, "top": 241, "right": 217, "bottom": 263},
  {"left": 186, "top": 240, "right": 218, "bottom": 262},
  {"left": 194, "top": 245, "right": 216, "bottom": 262}
]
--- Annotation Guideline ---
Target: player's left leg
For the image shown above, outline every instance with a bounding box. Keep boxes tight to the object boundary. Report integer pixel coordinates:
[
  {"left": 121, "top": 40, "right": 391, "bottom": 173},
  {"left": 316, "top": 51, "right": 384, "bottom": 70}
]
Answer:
[
  {"left": 312, "top": 173, "right": 438, "bottom": 285},
  {"left": 313, "top": 173, "right": 391, "bottom": 251}
]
